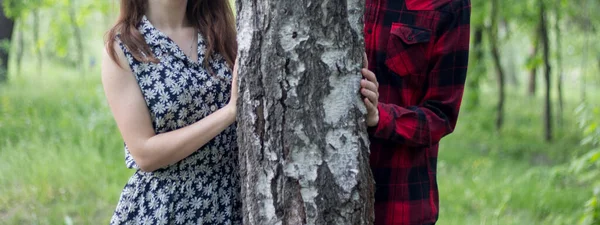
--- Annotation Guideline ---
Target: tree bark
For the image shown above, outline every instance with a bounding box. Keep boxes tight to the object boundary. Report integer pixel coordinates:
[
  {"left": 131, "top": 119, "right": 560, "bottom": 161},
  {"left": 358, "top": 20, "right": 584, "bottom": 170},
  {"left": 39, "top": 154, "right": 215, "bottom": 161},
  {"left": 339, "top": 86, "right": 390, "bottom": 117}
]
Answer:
[
  {"left": 0, "top": 0, "right": 15, "bottom": 83},
  {"left": 466, "top": 26, "right": 484, "bottom": 110},
  {"left": 68, "top": 0, "right": 84, "bottom": 71},
  {"left": 554, "top": 5, "right": 564, "bottom": 128},
  {"left": 540, "top": 2, "right": 552, "bottom": 141},
  {"left": 235, "top": 0, "right": 375, "bottom": 224},
  {"left": 32, "top": 8, "right": 42, "bottom": 72},
  {"left": 16, "top": 19, "right": 24, "bottom": 76},
  {"left": 527, "top": 29, "right": 539, "bottom": 97},
  {"left": 490, "top": 0, "right": 505, "bottom": 131}
]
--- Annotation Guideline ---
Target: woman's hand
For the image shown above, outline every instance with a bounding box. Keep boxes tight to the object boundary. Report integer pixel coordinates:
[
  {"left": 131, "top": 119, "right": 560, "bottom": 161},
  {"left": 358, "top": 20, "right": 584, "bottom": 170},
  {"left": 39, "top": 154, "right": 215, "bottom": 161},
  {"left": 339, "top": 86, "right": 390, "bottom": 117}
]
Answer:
[
  {"left": 227, "top": 58, "right": 239, "bottom": 116},
  {"left": 360, "top": 53, "right": 379, "bottom": 127}
]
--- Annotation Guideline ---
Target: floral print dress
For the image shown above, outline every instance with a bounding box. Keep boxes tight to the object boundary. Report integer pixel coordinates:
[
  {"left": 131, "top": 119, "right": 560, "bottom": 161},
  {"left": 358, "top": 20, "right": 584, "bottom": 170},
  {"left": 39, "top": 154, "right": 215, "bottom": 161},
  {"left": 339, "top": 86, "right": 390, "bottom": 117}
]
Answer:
[{"left": 110, "top": 16, "right": 242, "bottom": 225}]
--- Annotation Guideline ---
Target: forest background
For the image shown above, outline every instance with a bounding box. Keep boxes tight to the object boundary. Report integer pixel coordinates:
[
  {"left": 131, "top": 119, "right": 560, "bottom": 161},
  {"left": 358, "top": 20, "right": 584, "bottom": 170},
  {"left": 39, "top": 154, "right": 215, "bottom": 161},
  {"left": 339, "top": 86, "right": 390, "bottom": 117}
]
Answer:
[{"left": 0, "top": 0, "right": 599, "bottom": 224}]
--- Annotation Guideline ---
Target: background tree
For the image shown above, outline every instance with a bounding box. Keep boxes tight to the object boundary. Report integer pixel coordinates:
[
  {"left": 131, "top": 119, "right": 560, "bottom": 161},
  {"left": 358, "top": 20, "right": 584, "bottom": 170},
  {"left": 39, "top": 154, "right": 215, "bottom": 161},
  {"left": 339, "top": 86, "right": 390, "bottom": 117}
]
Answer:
[
  {"left": 489, "top": 0, "right": 506, "bottom": 131},
  {"left": 579, "top": 0, "right": 594, "bottom": 102},
  {"left": 3, "top": 0, "right": 46, "bottom": 72},
  {"left": 555, "top": 2, "right": 564, "bottom": 127},
  {"left": 540, "top": 1, "right": 552, "bottom": 141},
  {"left": 32, "top": 7, "right": 41, "bottom": 71},
  {"left": 526, "top": 25, "right": 540, "bottom": 97},
  {"left": 66, "top": 0, "right": 83, "bottom": 71},
  {"left": 235, "top": 0, "right": 375, "bottom": 224},
  {"left": 0, "top": 0, "right": 14, "bottom": 83}
]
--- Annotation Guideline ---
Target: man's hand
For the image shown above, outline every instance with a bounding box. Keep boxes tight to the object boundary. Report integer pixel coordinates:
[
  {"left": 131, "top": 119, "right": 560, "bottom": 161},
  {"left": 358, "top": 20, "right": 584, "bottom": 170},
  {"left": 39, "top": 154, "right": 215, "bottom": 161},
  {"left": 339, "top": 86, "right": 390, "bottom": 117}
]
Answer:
[{"left": 361, "top": 53, "right": 379, "bottom": 127}]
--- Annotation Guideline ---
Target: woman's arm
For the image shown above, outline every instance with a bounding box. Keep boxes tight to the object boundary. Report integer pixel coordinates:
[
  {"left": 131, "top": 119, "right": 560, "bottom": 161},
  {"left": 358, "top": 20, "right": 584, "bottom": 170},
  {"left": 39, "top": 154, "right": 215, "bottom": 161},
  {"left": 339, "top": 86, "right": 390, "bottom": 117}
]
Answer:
[{"left": 100, "top": 45, "right": 238, "bottom": 172}]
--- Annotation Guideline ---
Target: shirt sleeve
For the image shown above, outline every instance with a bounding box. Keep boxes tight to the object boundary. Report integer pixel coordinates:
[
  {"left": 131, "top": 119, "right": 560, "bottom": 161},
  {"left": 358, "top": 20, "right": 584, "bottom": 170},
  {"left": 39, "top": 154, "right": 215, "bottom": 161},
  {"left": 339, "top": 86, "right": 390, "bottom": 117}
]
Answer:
[{"left": 368, "top": 3, "right": 471, "bottom": 148}]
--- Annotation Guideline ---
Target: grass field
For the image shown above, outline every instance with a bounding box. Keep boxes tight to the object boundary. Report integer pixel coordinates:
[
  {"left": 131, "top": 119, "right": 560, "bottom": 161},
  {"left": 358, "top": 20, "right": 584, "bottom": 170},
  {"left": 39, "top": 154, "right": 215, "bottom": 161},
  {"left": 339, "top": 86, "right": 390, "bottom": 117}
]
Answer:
[
  {"left": 0, "top": 61, "right": 596, "bottom": 224},
  {"left": 0, "top": 65, "right": 133, "bottom": 224},
  {"left": 437, "top": 88, "right": 593, "bottom": 225}
]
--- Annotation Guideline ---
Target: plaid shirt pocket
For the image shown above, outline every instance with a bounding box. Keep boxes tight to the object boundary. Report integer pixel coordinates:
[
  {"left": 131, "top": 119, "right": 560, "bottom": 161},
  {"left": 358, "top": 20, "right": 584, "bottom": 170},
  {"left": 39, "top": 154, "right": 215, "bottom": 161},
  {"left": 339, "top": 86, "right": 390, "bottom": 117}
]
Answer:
[{"left": 385, "top": 23, "right": 431, "bottom": 77}]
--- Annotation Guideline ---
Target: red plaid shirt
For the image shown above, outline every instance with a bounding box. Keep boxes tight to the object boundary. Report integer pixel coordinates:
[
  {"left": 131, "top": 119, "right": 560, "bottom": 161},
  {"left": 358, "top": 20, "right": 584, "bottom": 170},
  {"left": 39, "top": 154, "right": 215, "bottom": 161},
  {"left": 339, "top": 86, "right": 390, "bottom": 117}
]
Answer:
[{"left": 364, "top": 0, "right": 471, "bottom": 224}]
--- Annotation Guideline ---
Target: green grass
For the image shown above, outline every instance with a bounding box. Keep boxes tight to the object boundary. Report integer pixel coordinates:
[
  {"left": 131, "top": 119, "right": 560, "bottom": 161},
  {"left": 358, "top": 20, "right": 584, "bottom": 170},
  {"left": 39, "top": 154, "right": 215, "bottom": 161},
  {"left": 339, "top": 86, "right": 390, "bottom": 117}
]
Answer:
[
  {"left": 436, "top": 86, "right": 594, "bottom": 225},
  {"left": 0, "top": 63, "right": 596, "bottom": 224},
  {"left": 0, "top": 65, "right": 132, "bottom": 224}
]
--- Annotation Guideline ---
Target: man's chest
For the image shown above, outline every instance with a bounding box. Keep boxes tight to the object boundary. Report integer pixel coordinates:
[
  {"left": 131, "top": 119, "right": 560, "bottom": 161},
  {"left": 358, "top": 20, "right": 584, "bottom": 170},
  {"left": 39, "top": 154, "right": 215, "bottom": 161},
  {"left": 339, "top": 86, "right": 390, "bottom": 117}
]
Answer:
[
  {"left": 363, "top": 0, "right": 455, "bottom": 103},
  {"left": 364, "top": 0, "right": 454, "bottom": 49}
]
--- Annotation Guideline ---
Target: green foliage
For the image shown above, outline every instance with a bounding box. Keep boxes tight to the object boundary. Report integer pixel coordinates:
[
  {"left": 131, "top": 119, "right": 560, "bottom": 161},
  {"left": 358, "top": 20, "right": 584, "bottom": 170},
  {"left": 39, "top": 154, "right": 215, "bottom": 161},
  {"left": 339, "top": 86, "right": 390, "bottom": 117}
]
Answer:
[
  {"left": 571, "top": 103, "right": 600, "bottom": 225},
  {"left": 0, "top": 39, "right": 10, "bottom": 53},
  {"left": 3, "top": 0, "right": 112, "bottom": 70},
  {"left": 525, "top": 54, "right": 544, "bottom": 70},
  {"left": 469, "top": 0, "right": 488, "bottom": 27},
  {"left": 2, "top": 0, "right": 48, "bottom": 19}
]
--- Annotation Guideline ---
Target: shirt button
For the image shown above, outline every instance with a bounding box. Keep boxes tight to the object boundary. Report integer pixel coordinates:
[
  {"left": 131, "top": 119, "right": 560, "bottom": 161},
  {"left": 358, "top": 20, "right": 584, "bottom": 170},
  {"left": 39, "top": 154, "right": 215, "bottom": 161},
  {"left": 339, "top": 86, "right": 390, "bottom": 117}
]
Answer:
[{"left": 367, "top": 29, "right": 373, "bottom": 34}]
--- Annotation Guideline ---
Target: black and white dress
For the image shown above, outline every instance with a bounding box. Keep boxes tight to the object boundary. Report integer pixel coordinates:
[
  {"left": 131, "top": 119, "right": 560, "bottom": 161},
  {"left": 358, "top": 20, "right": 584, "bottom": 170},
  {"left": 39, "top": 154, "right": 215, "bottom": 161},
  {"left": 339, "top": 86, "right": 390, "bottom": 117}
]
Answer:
[{"left": 110, "top": 16, "right": 242, "bottom": 225}]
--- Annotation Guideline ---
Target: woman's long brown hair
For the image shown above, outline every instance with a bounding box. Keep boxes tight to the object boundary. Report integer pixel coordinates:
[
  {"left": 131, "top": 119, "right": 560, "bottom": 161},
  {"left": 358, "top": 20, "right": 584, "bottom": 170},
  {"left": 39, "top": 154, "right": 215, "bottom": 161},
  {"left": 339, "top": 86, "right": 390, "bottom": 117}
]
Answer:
[{"left": 105, "top": 0, "right": 237, "bottom": 69}]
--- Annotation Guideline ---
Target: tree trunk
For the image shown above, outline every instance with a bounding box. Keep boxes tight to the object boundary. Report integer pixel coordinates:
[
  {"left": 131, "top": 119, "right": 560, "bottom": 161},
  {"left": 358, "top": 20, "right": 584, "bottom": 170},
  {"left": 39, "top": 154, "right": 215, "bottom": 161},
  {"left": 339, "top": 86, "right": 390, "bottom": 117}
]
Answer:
[
  {"left": 506, "top": 48, "right": 519, "bottom": 88},
  {"left": 580, "top": 0, "right": 591, "bottom": 102},
  {"left": 466, "top": 26, "right": 484, "bottom": 110},
  {"left": 68, "top": 0, "right": 84, "bottom": 71},
  {"left": 32, "top": 9, "right": 42, "bottom": 72},
  {"left": 499, "top": 19, "right": 519, "bottom": 88},
  {"left": 490, "top": 0, "right": 505, "bottom": 131},
  {"left": 540, "top": 2, "right": 552, "bottom": 141},
  {"left": 554, "top": 5, "right": 564, "bottom": 128},
  {"left": 0, "top": 0, "right": 15, "bottom": 83},
  {"left": 235, "top": 0, "right": 375, "bottom": 224},
  {"left": 16, "top": 19, "right": 24, "bottom": 76},
  {"left": 527, "top": 30, "right": 539, "bottom": 97}
]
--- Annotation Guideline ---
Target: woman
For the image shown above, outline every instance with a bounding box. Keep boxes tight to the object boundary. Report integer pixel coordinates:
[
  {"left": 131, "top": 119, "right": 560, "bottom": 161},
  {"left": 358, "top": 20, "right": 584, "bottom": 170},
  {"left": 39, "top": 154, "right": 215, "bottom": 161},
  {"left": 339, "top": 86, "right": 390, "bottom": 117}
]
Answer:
[{"left": 101, "top": 0, "right": 241, "bottom": 224}]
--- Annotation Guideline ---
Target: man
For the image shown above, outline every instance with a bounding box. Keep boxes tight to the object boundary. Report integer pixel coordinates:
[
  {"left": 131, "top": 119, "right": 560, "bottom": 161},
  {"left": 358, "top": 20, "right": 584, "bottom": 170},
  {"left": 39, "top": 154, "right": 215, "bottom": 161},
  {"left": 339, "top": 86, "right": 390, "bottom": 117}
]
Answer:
[{"left": 359, "top": 0, "right": 471, "bottom": 224}]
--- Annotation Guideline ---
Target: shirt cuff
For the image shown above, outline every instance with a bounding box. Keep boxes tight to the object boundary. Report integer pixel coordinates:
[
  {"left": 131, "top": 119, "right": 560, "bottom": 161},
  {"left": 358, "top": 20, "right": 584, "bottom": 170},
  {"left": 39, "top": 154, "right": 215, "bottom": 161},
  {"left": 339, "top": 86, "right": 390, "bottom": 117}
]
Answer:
[{"left": 367, "top": 103, "right": 392, "bottom": 139}]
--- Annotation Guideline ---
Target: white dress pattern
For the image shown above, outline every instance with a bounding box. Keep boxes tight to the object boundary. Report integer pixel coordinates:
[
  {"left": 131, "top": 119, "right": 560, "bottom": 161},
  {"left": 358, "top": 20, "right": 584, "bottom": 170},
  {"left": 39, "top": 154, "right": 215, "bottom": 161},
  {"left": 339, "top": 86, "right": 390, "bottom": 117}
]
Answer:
[{"left": 110, "top": 16, "right": 242, "bottom": 225}]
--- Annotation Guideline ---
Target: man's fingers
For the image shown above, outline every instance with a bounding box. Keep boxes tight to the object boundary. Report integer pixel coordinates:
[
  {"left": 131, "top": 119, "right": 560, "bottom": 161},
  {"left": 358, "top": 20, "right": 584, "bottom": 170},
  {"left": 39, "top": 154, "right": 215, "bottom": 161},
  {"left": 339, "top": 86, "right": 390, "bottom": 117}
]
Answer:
[
  {"left": 361, "top": 88, "right": 378, "bottom": 104},
  {"left": 361, "top": 80, "right": 378, "bottom": 93},
  {"left": 361, "top": 69, "right": 378, "bottom": 87},
  {"left": 364, "top": 98, "right": 376, "bottom": 112}
]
